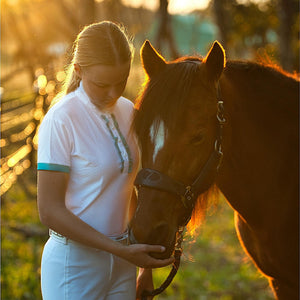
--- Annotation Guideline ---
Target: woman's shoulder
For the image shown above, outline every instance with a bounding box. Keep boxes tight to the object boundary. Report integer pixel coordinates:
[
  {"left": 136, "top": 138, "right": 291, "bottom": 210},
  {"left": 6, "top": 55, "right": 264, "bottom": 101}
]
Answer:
[
  {"left": 117, "top": 96, "right": 134, "bottom": 112},
  {"left": 44, "top": 92, "right": 80, "bottom": 121}
]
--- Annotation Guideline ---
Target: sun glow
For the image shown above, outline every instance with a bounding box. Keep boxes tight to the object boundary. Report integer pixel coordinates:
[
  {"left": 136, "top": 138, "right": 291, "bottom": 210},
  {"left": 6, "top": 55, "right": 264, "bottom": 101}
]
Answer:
[
  {"left": 187, "top": 185, "right": 221, "bottom": 237},
  {"left": 95, "top": 0, "right": 272, "bottom": 14},
  {"left": 95, "top": 0, "right": 210, "bottom": 14}
]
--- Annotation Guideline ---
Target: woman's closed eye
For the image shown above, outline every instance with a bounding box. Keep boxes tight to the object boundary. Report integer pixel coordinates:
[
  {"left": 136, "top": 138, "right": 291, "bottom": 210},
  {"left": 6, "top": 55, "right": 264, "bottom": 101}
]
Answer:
[
  {"left": 93, "top": 80, "right": 127, "bottom": 89},
  {"left": 93, "top": 82, "right": 109, "bottom": 88}
]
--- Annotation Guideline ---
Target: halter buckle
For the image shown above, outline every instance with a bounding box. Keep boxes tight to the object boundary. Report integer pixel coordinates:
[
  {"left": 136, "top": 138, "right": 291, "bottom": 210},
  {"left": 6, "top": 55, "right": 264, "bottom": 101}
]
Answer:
[{"left": 181, "top": 186, "right": 194, "bottom": 209}]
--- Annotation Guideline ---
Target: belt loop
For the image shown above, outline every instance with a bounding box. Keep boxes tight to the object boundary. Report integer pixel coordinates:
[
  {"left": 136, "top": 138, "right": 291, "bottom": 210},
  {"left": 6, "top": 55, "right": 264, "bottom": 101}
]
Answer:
[
  {"left": 63, "top": 235, "right": 68, "bottom": 245},
  {"left": 49, "top": 229, "right": 68, "bottom": 245}
]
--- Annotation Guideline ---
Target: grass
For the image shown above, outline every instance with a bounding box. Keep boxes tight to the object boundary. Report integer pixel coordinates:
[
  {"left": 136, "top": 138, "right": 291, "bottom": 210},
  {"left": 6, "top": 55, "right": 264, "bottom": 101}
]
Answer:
[{"left": 1, "top": 171, "right": 45, "bottom": 300}]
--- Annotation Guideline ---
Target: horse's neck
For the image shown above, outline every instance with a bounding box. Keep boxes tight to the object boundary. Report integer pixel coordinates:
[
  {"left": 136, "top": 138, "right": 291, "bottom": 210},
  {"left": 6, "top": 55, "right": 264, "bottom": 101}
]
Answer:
[{"left": 217, "top": 63, "right": 299, "bottom": 227}]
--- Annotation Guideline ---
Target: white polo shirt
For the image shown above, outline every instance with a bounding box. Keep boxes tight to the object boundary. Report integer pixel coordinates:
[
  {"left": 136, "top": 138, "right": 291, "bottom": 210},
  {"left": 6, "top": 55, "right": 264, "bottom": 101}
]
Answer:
[{"left": 37, "top": 82, "right": 140, "bottom": 237}]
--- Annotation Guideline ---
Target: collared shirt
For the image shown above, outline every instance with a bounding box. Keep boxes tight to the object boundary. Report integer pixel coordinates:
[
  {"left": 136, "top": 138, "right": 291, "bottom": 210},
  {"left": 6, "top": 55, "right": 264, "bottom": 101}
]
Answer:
[{"left": 37, "top": 83, "right": 140, "bottom": 237}]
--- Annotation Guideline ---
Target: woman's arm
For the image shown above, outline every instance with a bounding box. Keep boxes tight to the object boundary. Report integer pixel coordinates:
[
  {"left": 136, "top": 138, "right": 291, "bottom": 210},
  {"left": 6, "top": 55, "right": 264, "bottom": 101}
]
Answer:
[
  {"left": 136, "top": 268, "right": 154, "bottom": 300},
  {"left": 37, "top": 170, "right": 174, "bottom": 268}
]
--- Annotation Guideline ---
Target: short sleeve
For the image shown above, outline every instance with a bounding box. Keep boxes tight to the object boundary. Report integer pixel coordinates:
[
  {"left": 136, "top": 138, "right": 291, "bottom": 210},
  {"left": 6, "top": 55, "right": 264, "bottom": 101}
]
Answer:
[{"left": 37, "top": 116, "right": 72, "bottom": 173}]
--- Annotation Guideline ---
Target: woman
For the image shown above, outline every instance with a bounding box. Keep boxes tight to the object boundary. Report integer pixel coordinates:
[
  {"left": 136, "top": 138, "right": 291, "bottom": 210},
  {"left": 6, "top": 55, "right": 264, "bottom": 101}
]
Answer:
[{"left": 37, "top": 21, "right": 173, "bottom": 300}]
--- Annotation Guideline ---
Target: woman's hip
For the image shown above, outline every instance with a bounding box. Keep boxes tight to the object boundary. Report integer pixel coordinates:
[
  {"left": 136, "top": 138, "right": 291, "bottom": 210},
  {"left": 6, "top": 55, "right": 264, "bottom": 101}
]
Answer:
[{"left": 41, "top": 233, "right": 136, "bottom": 300}]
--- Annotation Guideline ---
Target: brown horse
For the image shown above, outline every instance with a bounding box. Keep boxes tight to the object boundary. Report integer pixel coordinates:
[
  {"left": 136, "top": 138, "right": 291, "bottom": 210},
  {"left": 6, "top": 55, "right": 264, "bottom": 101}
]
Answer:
[{"left": 129, "top": 40, "right": 299, "bottom": 299}]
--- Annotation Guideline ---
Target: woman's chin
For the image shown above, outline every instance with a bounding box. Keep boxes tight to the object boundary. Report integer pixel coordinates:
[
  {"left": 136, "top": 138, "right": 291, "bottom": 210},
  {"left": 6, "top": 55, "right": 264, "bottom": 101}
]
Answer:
[{"left": 91, "top": 99, "right": 117, "bottom": 111}]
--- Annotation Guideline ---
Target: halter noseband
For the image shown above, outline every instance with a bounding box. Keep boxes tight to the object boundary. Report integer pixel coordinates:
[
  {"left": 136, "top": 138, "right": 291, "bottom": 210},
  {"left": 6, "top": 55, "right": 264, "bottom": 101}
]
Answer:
[{"left": 134, "top": 147, "right": 222, "bottom": 225}]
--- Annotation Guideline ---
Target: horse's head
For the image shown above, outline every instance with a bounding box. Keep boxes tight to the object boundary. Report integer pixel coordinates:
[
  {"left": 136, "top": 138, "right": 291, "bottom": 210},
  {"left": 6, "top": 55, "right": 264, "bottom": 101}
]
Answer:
[{"left": 129, "top": 41, "right": 226, "bottom": 259}]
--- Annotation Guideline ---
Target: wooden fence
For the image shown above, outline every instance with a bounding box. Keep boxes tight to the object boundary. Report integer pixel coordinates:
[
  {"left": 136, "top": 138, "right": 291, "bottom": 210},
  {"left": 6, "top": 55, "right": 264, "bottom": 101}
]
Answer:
[{"left": 1, "top": 71, "right": 62, "bottom": 196}]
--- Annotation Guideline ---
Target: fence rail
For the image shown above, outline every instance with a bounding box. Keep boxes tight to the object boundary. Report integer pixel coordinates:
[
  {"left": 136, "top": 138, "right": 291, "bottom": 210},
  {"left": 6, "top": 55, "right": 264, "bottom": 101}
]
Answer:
[{"left": 1, "top": 72, "right": 60, "bottom": 196}]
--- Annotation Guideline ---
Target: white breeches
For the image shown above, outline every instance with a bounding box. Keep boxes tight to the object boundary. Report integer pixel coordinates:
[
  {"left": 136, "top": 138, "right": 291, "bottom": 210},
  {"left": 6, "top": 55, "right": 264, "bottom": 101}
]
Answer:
[{"left": 41, "top": 233, "right": 136, "bottom": 300}]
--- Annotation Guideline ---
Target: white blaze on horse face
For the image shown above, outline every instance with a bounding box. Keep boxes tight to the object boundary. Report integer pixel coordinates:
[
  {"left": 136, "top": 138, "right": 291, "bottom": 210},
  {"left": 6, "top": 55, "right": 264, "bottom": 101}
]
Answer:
[{"left": 150, "top": 121, "right": 165, "bottom": 163}]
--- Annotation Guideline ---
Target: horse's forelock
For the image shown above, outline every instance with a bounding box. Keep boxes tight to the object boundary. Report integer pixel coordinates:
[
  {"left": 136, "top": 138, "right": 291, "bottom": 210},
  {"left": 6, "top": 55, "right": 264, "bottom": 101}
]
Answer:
[{"left": 133, "top": 59, "right": 202, "bottom": 144}]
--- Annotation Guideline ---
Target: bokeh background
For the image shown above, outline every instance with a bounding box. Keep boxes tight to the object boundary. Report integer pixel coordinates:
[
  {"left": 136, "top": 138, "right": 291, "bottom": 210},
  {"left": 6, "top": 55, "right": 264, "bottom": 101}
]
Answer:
[{"left": 1, "top": 0, "right": 299, "bottom": 299}]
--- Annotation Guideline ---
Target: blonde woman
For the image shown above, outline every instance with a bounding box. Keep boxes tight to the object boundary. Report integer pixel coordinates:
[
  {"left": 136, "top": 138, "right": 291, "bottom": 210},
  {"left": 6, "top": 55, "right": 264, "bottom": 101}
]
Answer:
[{"left": 37, "top": 21, "right": 173, "bottom": 300}]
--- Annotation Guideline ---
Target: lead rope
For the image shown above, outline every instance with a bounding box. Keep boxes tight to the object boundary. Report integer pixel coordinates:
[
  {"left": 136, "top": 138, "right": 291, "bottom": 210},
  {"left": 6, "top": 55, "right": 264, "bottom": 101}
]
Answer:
[{"left": 141, "top": 227, "right": 184, "bottom": 300}]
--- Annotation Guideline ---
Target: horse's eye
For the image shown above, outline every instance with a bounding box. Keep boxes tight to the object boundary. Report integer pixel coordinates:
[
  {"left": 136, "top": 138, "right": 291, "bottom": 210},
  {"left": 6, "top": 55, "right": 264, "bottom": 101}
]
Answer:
[{"left": 190, "top": 134, "right": 204, "bottom": 145}]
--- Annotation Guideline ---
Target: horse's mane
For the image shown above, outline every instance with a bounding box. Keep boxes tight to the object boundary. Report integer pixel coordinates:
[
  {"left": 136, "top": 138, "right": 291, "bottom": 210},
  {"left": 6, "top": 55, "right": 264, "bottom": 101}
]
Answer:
[
  {"left": 225, "top": 59, "right": 299, "bottom": 81},
  {"left": 224, "top": 60, "right": 299, "bottom": 118}
]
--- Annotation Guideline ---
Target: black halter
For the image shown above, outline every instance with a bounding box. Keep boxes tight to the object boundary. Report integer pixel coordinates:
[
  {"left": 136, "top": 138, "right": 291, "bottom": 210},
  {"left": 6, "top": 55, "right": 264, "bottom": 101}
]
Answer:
[
  {"left": 134, "top": 85, "right": 225, "bottom": 225},
  {"left": 135, "top": 148, "right": 222, "bottom": 225}
]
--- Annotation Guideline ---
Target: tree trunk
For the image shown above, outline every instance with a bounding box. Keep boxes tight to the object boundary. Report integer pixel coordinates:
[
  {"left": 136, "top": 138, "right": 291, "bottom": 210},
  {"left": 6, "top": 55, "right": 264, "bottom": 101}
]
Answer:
[
  {"left": 155, "top": 0, "right": 179, "bottom": 59},
  {"left": 277, "top": 0, "right": 297, "bottom": 71},
  {"left": 212, "top": 0, "right": 228, "bottom": 51}
]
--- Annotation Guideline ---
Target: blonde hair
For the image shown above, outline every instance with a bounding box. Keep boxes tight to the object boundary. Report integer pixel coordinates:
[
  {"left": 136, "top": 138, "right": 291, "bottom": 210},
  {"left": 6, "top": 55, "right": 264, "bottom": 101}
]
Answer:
[{"left": 56, "top": 21, "right": 134, "bottom": 101}]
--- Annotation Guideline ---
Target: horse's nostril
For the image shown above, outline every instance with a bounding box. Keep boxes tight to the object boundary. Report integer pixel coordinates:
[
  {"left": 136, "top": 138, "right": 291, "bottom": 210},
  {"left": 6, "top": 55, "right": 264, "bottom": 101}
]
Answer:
[{"left": 128, "top": 222, "right": 171, "bottom": 246}]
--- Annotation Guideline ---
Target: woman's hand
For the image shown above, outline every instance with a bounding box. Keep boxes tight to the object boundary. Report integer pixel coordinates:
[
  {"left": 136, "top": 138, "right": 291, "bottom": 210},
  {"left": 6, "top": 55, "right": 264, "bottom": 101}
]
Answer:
[
  {"left": 136, "top": 268, "right": 153, "bottom": 300},
  {"left": 120, "top": 244, "right": 174, "bottom": 269}
]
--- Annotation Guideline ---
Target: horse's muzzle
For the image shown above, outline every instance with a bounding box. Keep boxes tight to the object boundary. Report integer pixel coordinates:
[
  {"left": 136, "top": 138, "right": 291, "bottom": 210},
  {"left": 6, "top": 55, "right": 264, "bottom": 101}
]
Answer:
[{"left": 128, "top": 226, "right": 175, "bottom": 259}]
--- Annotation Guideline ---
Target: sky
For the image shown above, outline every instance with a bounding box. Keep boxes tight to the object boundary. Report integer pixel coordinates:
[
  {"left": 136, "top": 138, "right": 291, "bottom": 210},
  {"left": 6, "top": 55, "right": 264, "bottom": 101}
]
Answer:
[
  {"left": 118, "top": 0, "right": 270, "bottom": 14},
  {"left": 121, "top": 0, "right": 209, "bottom": 14}
]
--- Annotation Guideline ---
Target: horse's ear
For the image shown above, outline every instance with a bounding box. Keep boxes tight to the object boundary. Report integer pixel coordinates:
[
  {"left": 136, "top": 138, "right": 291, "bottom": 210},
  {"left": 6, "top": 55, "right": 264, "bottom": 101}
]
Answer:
[
  {"left": 140, "top": 40, "right": 166, "bottom": 77},
  {"left": 203, "top": 41, "right": 226, "bottom": 82}
]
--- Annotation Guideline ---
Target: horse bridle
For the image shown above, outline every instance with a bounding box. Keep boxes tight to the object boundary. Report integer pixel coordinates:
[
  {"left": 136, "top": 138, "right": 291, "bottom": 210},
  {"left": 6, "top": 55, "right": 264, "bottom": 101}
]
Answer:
[
  {"left": 134, "top": 84, "right": 225, "bottom": 299},
  {"left": 134, "top": 85, "right": 225, "bottom": 226}
]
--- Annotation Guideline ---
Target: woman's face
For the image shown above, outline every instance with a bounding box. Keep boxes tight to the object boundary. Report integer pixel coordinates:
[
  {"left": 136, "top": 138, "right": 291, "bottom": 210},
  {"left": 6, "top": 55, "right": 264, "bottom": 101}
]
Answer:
[{"left": 76, "top": 62, "right": 130, "bottom": 111}]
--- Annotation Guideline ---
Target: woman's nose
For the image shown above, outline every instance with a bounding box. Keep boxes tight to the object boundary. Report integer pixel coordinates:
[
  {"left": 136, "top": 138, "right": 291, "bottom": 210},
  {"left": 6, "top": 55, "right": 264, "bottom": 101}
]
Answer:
[{"left": 108, "top": 86, "right": 120, "bottom": 100}]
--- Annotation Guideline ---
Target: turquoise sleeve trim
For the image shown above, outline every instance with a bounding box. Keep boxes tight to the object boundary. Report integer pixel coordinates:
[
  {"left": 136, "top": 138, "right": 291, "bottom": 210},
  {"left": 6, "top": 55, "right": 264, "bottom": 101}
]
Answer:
[{"left": 37, "top": 163, "right": 70, "bottom": 173}]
